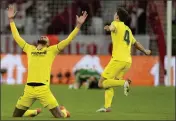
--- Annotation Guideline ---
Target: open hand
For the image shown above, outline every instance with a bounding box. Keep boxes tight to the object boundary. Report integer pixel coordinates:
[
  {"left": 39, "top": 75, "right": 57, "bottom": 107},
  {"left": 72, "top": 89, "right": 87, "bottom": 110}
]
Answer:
[
  {"left": 76, "top": 11, "right": 88, "bottom": 25},
  {"left": 7, "top": 4, "right": 17, "bottom": 19}
]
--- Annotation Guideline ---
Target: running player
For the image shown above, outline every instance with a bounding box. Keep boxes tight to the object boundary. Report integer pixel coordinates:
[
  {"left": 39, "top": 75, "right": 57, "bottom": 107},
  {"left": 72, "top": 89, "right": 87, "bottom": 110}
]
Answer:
[{"left": 96, "top": 8, "right": 151, "bottom": 112}]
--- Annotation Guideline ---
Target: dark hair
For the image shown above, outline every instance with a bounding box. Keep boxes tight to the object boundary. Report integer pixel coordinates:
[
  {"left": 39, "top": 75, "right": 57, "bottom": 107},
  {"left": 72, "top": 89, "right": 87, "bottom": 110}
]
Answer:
[{"left": 117, "top": 7, "right": 129, "bottom": 22}]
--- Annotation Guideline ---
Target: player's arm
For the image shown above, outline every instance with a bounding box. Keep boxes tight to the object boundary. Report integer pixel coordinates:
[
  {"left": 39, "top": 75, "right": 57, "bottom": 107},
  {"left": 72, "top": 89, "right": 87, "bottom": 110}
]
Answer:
[
  {"left": 134, "top": 41, "right": 151, "bottom": 55},
  {"left": 104, "top": 24, "right": 116, "bottom": 32},
  {"left": 57, "top": 11, "right": 88, "bottom": 51},
  {"left": 131, "top": 34, "right": 151, "bottom": 55},
  {"left": 7, "top": 5, "right": 27, "bottom": 49}
]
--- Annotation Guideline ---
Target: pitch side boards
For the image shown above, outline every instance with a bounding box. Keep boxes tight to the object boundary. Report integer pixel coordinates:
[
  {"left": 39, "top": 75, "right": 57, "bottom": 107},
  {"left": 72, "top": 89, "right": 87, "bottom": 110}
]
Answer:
[{"left": 1, "top": 54, "right": 175, "bottom": 86}]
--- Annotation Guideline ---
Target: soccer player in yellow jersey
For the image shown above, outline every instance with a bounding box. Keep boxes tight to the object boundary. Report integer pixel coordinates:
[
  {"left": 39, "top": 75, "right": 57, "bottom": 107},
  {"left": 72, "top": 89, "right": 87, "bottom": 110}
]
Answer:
[
  {"left": 7, "top": 5, "right": 88, "bottom": 117},
  {"left": 96, "top": 8, "right": 151, "bottom": 112}
]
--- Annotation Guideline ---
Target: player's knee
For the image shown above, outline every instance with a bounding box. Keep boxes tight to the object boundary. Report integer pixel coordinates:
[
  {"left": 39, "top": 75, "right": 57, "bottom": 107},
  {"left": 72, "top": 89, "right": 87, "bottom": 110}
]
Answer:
[{"left": 98, "top": 77, "right": 105, "bottom": 88}]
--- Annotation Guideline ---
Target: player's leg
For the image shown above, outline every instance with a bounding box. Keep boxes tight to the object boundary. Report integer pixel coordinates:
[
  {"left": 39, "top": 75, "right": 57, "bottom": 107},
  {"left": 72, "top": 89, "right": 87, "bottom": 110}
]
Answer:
[
  {"left": 73, "top": 70, "right": 87, "bottom": 89},
  {"left": 23, "top": 108, "right": 42, "bottom": 117},
  {"left": 97, "top": 60, "right": 121, "bottom": 112},
  {"left": 102, "top": 62, "right": 131, "bottom": 110},
  {"left": 13, "top": 107, "right": 41, "bottom": 117},
  {"left": 96, "top": 77, "right": 114, "bottom": 112},
  {"left": 115, "top": 63, "right": 132, "bottom": 96},
  {"left": 97, "top": 60, "right": 129, "bottom": 112},
  {"left": 104, "top": 87, "right": 114, "bottom": 108},
  {"left": 50, "top": 106, "right": 62, "bottom": 118},
  {"left": 74, "top": 71, "right": 82, "bottom": 89},
  {"left": 38, "top": 85, "right": 65, "bottom": 118},
  {"left": 98, "top": 60, "right": 127, "bottom": 88},
  {"left": 13, "top": 85, "right": 36, "bottom": 117},
  {"left": 12, "top": 107, "right": 27, "bottom": 117}
]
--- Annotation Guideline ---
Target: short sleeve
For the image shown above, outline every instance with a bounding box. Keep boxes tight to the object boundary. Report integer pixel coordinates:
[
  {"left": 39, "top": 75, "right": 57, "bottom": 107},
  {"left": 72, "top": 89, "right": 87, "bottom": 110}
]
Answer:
[
  {"left": 131, "top": 34, "right": 137, "bottom": 45},
  {"left": 48, "top": 45, "right": 60, "bottom": 55},
  {"left": 110, "top": 21, "right": 119, "bottom": 33},
  {"left": 23, "top": 43, "right": 32, "bottom": 53},
  {"left": 111, "top": 21, "right": 118, "bottom": 29},
  {"left": 111, "top": 21, "right": 117, "bottom": 27}
]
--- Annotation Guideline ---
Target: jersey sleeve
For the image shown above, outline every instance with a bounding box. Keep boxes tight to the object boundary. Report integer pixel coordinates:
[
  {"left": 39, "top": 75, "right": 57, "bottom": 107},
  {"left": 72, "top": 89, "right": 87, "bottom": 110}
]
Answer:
[
  {"left": 131, "top": 34, "right": 137, "bottom": 45},
  {"left": 111, "top": 21, "right": 118, "bottom": 32},
  {"left": 49, "top": 27, "right": 80, "bottom": 55},
  {"left": 57, "top": 27, "right": 79, "bottom": 51},
  {"left": 10, "top": 22, "right": 32, "bottom": 53},
  {"left": 48, "top": 45, "right": 60, "bottom": 56},
  {"left": 111, "top": 21, "right": 117, "bottom": 27},
  {"left": 23, "top": 43, "right": 32, "bottom": 53},
  {"left": 10, "top": 22, "right": 26, "bottom": 48}
]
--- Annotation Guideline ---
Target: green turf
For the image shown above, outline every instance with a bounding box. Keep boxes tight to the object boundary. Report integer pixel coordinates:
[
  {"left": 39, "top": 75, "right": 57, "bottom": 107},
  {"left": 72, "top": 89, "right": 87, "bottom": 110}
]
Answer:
[{"left": 1, "top": 85, "right": 175, "bottom": 120}]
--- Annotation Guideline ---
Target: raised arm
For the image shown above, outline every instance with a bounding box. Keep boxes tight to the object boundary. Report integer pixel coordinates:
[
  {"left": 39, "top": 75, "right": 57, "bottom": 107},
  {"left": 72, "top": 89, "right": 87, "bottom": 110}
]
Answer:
[
  {"left": 7, "top": 5, "right": 26, "bottom": 48},
  {"left": 57, "top": 11, "right": 88, "bottom": 51}
]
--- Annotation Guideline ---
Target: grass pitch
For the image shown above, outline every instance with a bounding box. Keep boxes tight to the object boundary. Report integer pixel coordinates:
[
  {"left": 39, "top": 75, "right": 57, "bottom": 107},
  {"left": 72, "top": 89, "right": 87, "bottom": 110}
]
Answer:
[{"left": 1, "top": 85, "right": 175, "bottom": 120}]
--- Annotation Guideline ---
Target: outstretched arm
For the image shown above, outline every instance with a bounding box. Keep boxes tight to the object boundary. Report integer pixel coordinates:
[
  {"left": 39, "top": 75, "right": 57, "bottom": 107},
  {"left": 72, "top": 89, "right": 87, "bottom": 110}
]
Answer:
[
  {"left": 134, "top": 41, "right": 151, "bottom": 55},
  {"left": 57, "top": 11, "right": 88, "bottom": 51},
  {"left": 56, "top": 27, "right": 79, "bottom": 51},
  {"left": 131, "top": 34, "right": 151, "bottom": 55},
  {"left": 7, "top": 5, "right": 26, "bottom": 49}
]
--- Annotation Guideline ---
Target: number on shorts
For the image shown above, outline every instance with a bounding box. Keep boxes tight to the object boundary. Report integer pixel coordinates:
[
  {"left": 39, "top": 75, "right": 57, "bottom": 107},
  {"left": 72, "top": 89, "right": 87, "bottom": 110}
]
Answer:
[{"left": 124, "top": 30, "right": 130, "bottom": 45}]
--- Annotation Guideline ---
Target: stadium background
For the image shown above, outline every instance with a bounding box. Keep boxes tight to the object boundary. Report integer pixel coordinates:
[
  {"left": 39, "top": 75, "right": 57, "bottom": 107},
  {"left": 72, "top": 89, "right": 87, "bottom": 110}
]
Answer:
[
  {"left": 0, "top": 0, "right": 175, "bottom": 120},
  {"left": 1, "top": 0, "right": 175, "bottom": 86}
]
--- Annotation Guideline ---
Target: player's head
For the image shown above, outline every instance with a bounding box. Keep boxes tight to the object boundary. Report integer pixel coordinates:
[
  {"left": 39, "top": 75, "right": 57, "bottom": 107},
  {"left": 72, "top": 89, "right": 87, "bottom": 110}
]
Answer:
[
  {"left": 114, "top": 7, "right": 129, "bottom": 22},
  {"left": 37, "top": 36, "right": 50, "bottom": 46}
]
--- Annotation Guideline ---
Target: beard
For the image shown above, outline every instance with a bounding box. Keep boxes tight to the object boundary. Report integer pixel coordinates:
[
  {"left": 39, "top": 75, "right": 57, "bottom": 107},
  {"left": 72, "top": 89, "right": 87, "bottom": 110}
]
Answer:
[{"left": 37, "top": 40, "right": 47, "bottom": 45}]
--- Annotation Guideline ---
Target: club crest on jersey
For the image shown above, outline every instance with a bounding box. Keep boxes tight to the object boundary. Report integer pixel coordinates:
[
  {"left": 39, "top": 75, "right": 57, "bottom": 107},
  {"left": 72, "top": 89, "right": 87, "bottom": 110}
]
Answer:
[{"left": 31, "top": 51, "right": 47, "bottom": 56}]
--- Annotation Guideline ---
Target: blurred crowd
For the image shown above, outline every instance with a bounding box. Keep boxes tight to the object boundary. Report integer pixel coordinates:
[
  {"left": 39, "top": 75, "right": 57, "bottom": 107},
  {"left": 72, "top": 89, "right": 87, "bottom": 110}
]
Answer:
[
  {"left": 2, "top": 0, "right": 174, "bottom": 35},
  {"left": 1, "top": 0, "right": 176, "bottom": 56}
]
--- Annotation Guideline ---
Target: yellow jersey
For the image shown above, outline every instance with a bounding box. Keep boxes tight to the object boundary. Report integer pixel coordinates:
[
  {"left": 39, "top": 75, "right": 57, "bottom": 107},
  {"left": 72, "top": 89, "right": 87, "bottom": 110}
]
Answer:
[
  {"left": 111, "top": 21, "right": 136, "bottom": 63},
  {"left": 23, "top": 44, "right": 58, "bottom": 85},
  {"left": 10, "top": 22, "right": 79, "bottom": 85}
]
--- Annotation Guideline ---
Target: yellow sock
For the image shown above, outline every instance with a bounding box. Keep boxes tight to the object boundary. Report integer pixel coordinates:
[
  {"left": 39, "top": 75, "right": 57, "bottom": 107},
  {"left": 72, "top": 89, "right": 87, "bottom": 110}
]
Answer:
[
  {"left": 103, "top": 79, "right": 125, "bottom": 88},
  {"left": 23, "top": 110, "right": 37, "bottom": 117},
  {"left": 104, "top": 88, "right": 114, "bottom": 108}
]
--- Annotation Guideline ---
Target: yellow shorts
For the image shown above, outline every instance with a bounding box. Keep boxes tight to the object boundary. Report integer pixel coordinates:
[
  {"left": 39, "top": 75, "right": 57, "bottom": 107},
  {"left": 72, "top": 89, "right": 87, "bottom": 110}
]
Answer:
[
  {"left": 16, "top": 85, "right": 59, "bottom": 110},
  {"left": 102, "top": 59, "right": 131, "bottom": 79}
]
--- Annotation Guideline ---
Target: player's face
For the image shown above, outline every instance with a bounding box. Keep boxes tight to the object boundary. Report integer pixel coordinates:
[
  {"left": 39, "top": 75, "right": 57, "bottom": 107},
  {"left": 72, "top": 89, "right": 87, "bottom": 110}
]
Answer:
[{"left": 37, "top": 36, "right": 49, "bottom": 46}]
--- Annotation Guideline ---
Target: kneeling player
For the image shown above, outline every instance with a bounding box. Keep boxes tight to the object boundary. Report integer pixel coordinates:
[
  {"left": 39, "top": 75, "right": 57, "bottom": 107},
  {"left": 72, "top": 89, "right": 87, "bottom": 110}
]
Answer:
[{"left": 7, "top": 5, "right": 88, "bottom": 117}]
